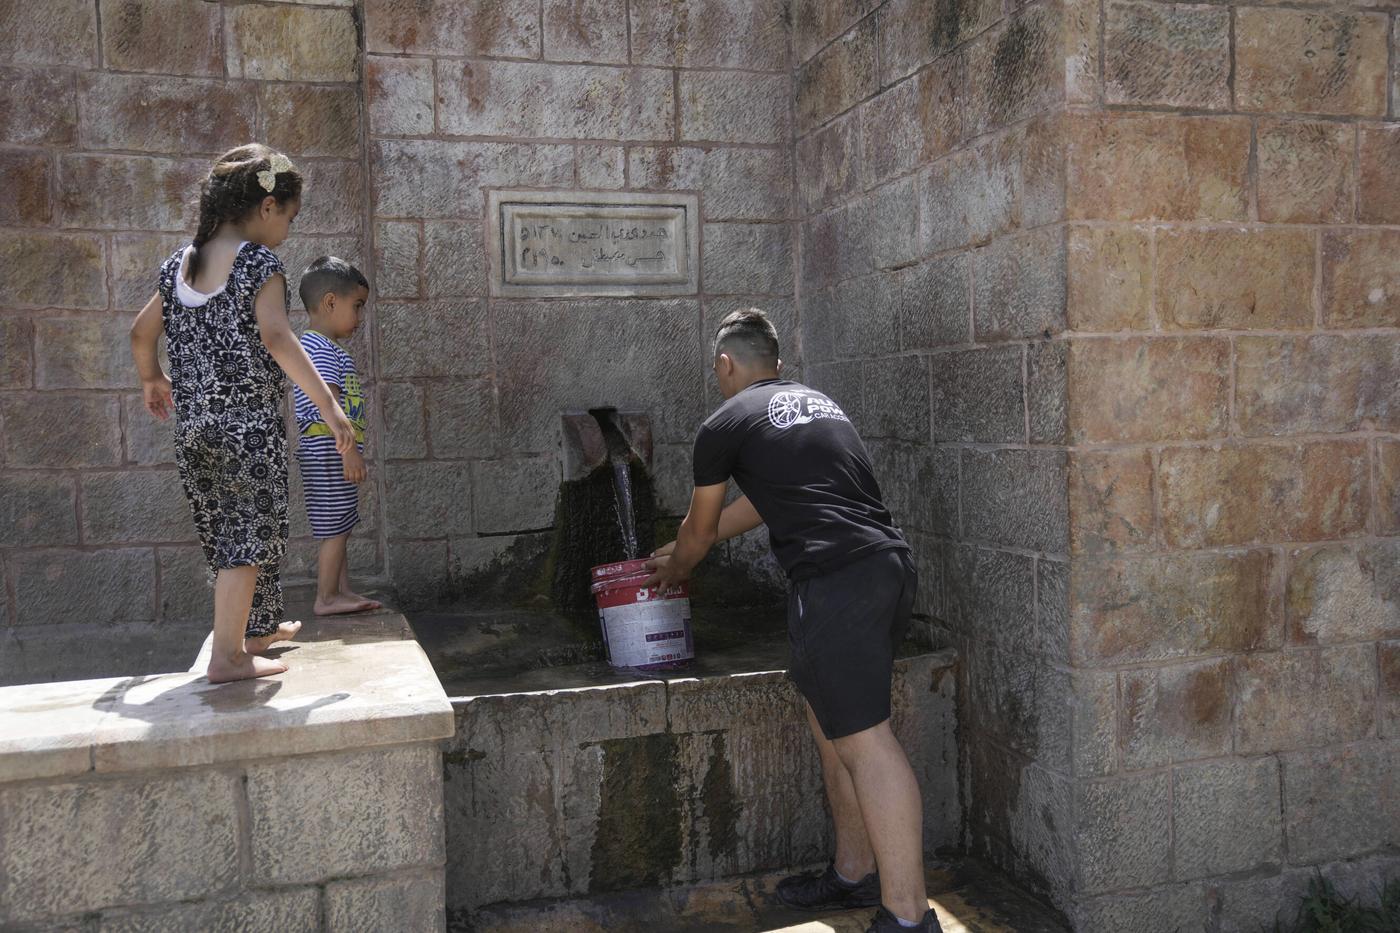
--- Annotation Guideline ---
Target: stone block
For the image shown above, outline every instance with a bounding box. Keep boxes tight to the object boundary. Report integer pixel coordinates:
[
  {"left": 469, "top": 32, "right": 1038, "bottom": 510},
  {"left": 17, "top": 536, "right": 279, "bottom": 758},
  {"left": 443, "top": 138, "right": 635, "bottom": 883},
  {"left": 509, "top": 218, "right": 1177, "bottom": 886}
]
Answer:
[
  {"left": 424, "top": 219, "right": 488, "bottom": 297},
  {"left": 1359, "top": 125, "right": 1400, "bottom": 224},
  {"left": 1072, "top": 550, "right": 1279, "bottom": 665},
  {"left": 97, "top": 889, "right": 320, "bottom": 933},
  {"left": 1073, "top": 670, "right": 1119, "bottom": 777},
  {"left": 931, "top": 346, "right": 1023, "bottom": 444},
  {"left": 1156, "top": 228, "right": 1314, "bottom": 330},
  {"left": 0, "top": 150, "right": 50, "bottom": 225},
  {"left": 1069, "top": 337, "right": 1230, "bottom": 443},
  {"left": 325, "top": 871, "right": 444, "bottom": 933},
  {"left": 425, "top": 379, "right": 496, "bottom": 460},
  {"left": 1381, "top": 440, "right": 1400, "bottom": 532},
  {"left": 0, "top": 316, "right": 30, "bottom": 388},
  {"left": 966, "top": 642, "right": 1041, "bottom": 758},
  {"left": 864, "top": 177, "right": 921, "bottom": 271},
  {"left": 0, "top": 0, "right": 96, "bottom": 67},
  {"left": 1235, "top": 335, "right": 1400, "bottom": 436},
  {"left": 962, "top": 449, "right": 1068, "bottom": 553},
  {"left": 1066, "top": 224, "right": 1152, "bottom": 331},
  {"left": 1038, "top": 556, "right": 1070, "bottom": 659},
  {"left": 111, "top": 233, "right": 184, "bottom": 310},
  {"left": 879, "top": 0, "right": 998, "bottom": 85},
  {"left": 578, "top": 145, "right": 625, "bottom": 189},
  {"left": 388, "top": 539, "right": 448, "bottom": 608},
  {"left": 796, "top": 114, "right": 860, "bottom": 215},
  {"left": 1236, "top": 645, "right": 1377, "bottom": 754},
  {"left": 77, "top": 74, "right": 255, "bottom": 154},
  {"left": 1323, "top": 229, "right": 1400, "bottom": 327},
  {"left": 630, "top": 0, "right": 787, "bottom": 68},
  {"left": 34, "top": 314, "right": 138, "bottom": 390},
  {"left": 2, "top": 394, "right": 121, "bottom": 467},
  {"left": 1067, "top": 112, "right": 1249, "bottom": 221},
  {"left": 0, "top": 475, "right": 77, "bottom": 548},
  {"left": 293, "top": 160, "right": 363, "bottom": 236},
  {"left": 262, "top": 85, "right": 360, "bottom": 159},
  {"left": 1258, "top": 119, "right": 1355, "bottom": 224},
  {"left": 630, "top": 146, "right": 790, "bottom": 221},
  {"left": 899, "top": 254, "right": 970, "bottom": 350},
  {"left": 225, "top": 4, "right": 357, "bottom": 81},
  {"left": 367, "top": 56, "right": 434, "bottom": 138},
  {"left": 1212, "top": 871, "right": 1314, "bottom": 933},
  {"left": 375, "top": 221, "right": 420, "bottom": 299},
  {"left": 1027, "top": 340, "right": 1067, "bottom": 445},
  {"left": 1075, "top": 773, "right": 1171, "bottom": 893},
  {"left": 1236, "top": 9, "right": 1387, "bottom": 116},
  {"left": 1158, "top": 441, "right": 1367, "bottom": 548},
  {"left": 860, "top": 64, "right": 957, "bottom": 190},
  {"left": 1174, "top": 757, "right": 1282, "bottom": 878},
  {"left": 473, "top": 457, "right": 560, "bottom": 534},
  {"left": 494, "top": 299, "right": 704, "bottom": 450},
  {"left": 81, "top": 470, "right": 193, "bottom": 545},
  {"left": 385, "top": 461, "right": 473, "bottom": 538},
  {"left": 379, "top": 301, "right": 490, "bottom": 379},
  {"left": 0, "top": 770, "right": 239, "bottom": 922},
  {"left": 1283, "top": 742, "right": 1399, "bottom": 863},
  {"left": 802, "top": 274, "right": 899, "bottom": 361},
  {"left": 438, "top": 60, "right": 673, "bottom": 141},
  {"left": 249, "top": 744, "right": 444, "bottom": 885},
  {"left": 372, "top": 140, "right": 575, "bottom": 219},
  {"left": 0, "top": 230, "right": 106, "bottom": 310},
  {"left": 1075, "top": 884, "right": 1207, "bottom": 933},
  {"left": 0, "top": 67, "right": 77, "bottom": 145},
  {"left": 681, "top": 71, "right": 789, "bottom": 144},
  {"left": 1286, "top": 542, "right": 1400, "bottom": 645},
  {"left": 917, "top": 139, "right": 1019, "bottom": 254},
  {"left": 945, "top": 545, "right": 1036, "bottom": 648},
  {"left": 100, "top": 0, "right": 222, "bottom": 76},
  {"left": 700, "top": 223, "right": 793, "bottom": 296},
  {"left": 807, "top": 360, "right": 865, "bottom": 423},
  {"left": 1069, "top": 449, "right": 1154, "bottom": 555},
  {"left": 544, "top": 0, "right": 628, "bottom": 62},
  {"left": 58, "top": 154, "right": 204, "bottom": 232},
  {"left": 793, "top": 0, "right": 878, "bottom": 64},
  {"left": 365, "top": 0, "right": 540, "bottom": 56},
  {"left": 861, "top": 355, "right": 929, "bottom": 441},
  {"left": 1104, "top": 0, "right": 1229, "bottom": 108},
  {"left": 1383, "top": 642, "right": 1400, "bottom": 738},
  {"left": 870, "top": 442, "right": 954, "bottom": 536},
  {"left": 973, "top": 227, "right": 1067, "bottom": 341},
  {"left": 962, "top": 6, "right": 1061, "bottom": 137},
  {"left": 156, "top": 546, "right": 212, "bottom": 623},
  {"left": 795, "top": 18, "right": 876, "bottom": 133}
]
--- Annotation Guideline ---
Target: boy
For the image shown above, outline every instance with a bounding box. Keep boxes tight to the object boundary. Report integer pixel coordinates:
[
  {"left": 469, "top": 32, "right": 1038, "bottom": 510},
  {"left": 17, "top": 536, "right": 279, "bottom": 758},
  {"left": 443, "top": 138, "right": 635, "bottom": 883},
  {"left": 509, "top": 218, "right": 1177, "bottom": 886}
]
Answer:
[
  {"left": 294, "top": 256, "right": 382, "bottom": 616},
  {"left": 645, "top": 309, "right": 938, "bottom": 933}
]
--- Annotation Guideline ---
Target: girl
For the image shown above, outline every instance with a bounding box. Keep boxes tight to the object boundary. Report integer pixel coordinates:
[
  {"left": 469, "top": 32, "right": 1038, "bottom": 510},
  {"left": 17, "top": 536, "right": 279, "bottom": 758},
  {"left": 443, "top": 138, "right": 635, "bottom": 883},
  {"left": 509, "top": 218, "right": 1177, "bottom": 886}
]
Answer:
[{"left": 130, "top": 143, "right": 355, "bottom": 684}]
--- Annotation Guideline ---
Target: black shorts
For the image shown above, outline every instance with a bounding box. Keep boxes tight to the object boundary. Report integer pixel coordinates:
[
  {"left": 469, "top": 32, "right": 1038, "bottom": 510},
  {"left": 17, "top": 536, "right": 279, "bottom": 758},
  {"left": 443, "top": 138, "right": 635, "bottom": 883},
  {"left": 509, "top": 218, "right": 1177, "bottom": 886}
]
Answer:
[{"left": 786, "top": 547, "right": 917, "bottom": 740}]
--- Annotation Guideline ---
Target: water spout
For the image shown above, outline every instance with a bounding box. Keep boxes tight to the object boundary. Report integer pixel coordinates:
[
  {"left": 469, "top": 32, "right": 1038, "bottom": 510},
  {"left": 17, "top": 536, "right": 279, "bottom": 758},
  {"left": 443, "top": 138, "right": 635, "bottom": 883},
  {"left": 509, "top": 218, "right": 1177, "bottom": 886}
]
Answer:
[{"left": 590, "top": 408, "right": 639, "bottom": 560}]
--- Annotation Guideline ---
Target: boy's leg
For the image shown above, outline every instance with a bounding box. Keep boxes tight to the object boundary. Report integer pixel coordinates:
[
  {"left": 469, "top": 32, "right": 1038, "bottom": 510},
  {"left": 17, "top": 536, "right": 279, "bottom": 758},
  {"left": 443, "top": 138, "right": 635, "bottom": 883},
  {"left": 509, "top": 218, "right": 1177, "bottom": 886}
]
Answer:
[
  {"left": 314, "top": 533, "right": 381, "bottom": 614},
  {"left": 831, "top": 720, "right": 928, "bottom": 924},
  {"left": 209, "top": 566, "right": 287, "bottom": 682},
  {"left": 804, "top": 699, "right": 877, "bottom": 880},
  {"left": 336, "top": 532, "right": 383, "bottom": 611}
]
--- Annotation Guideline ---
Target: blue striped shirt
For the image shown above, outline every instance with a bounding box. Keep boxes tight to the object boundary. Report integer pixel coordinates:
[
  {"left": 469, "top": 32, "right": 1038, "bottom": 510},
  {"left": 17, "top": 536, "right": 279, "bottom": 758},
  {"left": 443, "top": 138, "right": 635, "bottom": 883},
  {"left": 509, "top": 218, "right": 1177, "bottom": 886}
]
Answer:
[{"left": 294, "top": 330, "right": 366, "bottom": 448}]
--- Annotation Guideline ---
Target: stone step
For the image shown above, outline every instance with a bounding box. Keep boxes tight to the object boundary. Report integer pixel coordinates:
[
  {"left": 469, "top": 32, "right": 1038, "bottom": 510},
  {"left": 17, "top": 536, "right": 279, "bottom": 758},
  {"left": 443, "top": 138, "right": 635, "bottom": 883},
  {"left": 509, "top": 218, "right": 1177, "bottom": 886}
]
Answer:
[{"left": 460, "top": 859, "right": 1069, "bottom": 932}]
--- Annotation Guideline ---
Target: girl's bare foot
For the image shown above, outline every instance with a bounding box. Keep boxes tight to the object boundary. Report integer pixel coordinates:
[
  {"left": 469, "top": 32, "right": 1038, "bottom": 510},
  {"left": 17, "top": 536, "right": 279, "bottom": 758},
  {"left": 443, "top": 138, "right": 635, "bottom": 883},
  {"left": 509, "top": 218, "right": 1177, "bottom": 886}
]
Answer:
[
  {"left": 314, "top": 592, "right": 383, "bottom": 616},
  {"left": 207, "top": 651, "right": 287, "bottom": 684},
  {"left": 244, "top": 620, "right": 302, "bottom": 655}
]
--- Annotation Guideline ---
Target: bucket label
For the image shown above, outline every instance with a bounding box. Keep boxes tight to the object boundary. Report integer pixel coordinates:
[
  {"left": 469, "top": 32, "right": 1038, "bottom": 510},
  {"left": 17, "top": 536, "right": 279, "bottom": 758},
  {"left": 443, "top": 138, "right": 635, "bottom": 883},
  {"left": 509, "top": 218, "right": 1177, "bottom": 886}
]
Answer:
[{"left": 600, "top": 598, "right": 694, "bottom": 667}]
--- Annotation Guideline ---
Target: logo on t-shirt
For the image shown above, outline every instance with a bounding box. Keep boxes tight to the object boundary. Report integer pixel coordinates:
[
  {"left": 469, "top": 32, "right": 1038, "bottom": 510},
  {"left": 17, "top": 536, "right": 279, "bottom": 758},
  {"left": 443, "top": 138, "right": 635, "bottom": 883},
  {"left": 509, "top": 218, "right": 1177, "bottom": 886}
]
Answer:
[{"left": 767, "top": 389, "right": 849, "bottom": 429}]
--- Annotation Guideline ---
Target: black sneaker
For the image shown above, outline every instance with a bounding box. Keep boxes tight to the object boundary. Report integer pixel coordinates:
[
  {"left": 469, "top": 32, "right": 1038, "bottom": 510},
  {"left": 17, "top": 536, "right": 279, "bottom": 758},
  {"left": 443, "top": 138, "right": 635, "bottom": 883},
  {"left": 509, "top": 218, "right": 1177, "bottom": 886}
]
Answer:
[
  {"left": 866, "top": 905, "right": 943, "bottom": 933},
  {"left": 775, "top": 861, "right": 881, "bottom": 911}
]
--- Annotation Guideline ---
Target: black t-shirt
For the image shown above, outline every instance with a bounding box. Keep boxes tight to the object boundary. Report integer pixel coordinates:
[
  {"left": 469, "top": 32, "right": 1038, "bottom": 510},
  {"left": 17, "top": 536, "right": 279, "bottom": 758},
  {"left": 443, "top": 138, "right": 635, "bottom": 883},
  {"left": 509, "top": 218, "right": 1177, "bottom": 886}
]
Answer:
[{"left": 692, "top": 378, "right": 907, "bottom": 579}]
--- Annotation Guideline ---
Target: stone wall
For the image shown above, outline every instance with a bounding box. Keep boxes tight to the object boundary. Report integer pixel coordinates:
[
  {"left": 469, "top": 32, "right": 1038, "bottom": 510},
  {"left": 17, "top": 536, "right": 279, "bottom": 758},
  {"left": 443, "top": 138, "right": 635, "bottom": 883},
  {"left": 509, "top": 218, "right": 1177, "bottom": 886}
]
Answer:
[
  {"left": 791, "top": 0, "right": 1077, "bottom": 912},
  {"left": 1061, "top": 1, "right": 1400, "bottom": 928},
  {"left": 0, "top": 0, "right": 371, "bottom": 670}
]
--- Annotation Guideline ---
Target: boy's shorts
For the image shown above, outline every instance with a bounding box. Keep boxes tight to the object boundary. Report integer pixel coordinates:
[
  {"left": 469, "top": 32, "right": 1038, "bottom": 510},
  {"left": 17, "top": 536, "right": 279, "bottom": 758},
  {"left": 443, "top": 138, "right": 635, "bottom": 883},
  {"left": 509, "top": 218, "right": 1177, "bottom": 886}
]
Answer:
[
  {"left": 296, "top": 443, "right": 360, "bottom": 540},
  {"left": 786, "top": 547, "right": 917, "bottom": 741}
]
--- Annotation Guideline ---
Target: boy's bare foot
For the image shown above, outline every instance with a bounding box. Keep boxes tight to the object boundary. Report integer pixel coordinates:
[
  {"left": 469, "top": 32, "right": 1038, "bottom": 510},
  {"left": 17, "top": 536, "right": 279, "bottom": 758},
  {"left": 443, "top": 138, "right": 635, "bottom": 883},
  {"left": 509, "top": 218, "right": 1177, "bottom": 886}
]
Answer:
[
  {"left": 207, "top": 652, "right": 288, "bottom": 684},
  {"left": 244, "top": 620, "right": 302, "bottom": 655},
  {"left": 314, "top": 592, "right": 383, "bottom": 616}
]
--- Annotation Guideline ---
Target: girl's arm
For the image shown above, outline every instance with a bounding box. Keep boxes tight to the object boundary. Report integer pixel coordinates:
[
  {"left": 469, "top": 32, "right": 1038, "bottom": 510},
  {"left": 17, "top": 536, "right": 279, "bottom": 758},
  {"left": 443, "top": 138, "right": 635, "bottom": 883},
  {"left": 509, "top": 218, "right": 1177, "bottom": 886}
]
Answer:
[
  {"left": 252, "top": 274, "right": 356, "bottom": 455},
  {"left": 129, "top": 291, "right": 173, "bottom": 420}
]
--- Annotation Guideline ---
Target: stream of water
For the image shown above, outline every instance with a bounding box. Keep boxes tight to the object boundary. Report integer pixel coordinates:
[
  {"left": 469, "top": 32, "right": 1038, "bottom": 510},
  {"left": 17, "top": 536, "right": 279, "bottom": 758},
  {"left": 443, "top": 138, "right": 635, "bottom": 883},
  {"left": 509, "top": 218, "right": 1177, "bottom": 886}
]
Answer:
[{"left": 592, "top": 409, "right": 640, "bottom": 560}]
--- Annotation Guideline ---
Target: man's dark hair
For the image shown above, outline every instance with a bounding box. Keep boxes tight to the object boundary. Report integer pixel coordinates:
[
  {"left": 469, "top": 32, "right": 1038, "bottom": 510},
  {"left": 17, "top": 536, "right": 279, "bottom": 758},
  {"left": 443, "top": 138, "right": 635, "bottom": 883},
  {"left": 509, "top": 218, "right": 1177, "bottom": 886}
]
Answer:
[
  {"left": 713, "top": 308, "right": 779, "bottom": 367},
  {"left": 299, "top": 256, "right": 368, "bottom": 312}
]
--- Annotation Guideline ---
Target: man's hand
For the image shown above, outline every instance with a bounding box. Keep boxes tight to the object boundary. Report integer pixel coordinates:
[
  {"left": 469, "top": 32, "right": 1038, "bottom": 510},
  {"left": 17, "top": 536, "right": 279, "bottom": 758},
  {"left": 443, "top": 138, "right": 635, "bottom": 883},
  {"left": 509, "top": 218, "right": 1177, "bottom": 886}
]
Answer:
[
  {"left": 142, "top": 375, "right": 173, "bottom": 421},
  {"left": 643, "top": 551, "right": 688, "bottom": 590},
  {"left": 652, "top": 540, "right": 676, "bottom": 558},
  {"left": 342, "top": 447, "right": 368, "bottom": 484}
]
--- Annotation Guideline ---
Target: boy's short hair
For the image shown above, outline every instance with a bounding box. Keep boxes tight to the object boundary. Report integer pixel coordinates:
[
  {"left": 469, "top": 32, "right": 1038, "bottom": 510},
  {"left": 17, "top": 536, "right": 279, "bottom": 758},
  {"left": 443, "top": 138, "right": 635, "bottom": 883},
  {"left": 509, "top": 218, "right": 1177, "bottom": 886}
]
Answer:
[
  {"left": 714, "top": 308, "right": 779, "bottom": 367},
  {"left": 299, "top": 256, "right": 368, "bottom": 311}
]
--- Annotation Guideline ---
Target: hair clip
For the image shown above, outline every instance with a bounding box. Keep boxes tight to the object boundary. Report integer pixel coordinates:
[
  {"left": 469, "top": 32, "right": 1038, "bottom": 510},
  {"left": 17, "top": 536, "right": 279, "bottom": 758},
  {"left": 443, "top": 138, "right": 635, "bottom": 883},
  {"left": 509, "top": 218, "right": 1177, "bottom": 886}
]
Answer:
[{"left": 256, "top": 153, "right": 295, "bottom": 193}]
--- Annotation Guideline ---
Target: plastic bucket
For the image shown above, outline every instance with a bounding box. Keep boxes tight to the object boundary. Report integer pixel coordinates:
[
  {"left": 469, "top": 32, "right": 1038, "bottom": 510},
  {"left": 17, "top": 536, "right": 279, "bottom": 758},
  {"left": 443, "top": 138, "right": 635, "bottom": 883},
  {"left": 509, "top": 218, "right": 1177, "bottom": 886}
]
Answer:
[{"left": 590, "top": 558, "right": 695, "bottom": 670}]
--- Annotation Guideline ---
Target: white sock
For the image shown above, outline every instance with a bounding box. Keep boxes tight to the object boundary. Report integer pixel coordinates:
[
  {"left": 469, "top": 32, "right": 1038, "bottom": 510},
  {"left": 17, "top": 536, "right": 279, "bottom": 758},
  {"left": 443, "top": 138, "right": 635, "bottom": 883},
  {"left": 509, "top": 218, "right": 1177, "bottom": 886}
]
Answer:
[
  {"left": 834, "top": 866, "right": 861, "bottom": 885},
  {"left": 895, "top": 915, "right": 922, "bottom": 929}
]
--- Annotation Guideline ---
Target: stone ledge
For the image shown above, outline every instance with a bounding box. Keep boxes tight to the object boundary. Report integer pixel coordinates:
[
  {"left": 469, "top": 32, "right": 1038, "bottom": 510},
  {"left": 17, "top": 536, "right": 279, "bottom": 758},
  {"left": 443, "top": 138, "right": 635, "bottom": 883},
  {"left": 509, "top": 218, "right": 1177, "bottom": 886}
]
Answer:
[{"left": 0, "top": 610, "right": 454, "bottom": 783}]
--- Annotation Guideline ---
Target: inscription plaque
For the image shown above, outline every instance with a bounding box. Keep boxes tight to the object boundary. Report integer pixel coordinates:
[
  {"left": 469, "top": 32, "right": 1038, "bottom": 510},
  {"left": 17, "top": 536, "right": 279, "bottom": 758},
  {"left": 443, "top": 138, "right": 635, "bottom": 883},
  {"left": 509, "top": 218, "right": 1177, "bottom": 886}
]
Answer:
[{"left": 488, "top": 190, "right": 700, "bottom": 297}]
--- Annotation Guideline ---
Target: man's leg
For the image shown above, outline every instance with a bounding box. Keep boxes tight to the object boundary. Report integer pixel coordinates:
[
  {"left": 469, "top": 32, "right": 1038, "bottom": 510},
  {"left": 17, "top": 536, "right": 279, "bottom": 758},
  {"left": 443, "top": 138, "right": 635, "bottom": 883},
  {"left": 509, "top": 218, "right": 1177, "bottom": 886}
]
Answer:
[
  {"left": 831, "top": 719, "right": 928, "bottom": 924},
  {"left": 803, "top": 699, "right": 876, "bottom": 881}
]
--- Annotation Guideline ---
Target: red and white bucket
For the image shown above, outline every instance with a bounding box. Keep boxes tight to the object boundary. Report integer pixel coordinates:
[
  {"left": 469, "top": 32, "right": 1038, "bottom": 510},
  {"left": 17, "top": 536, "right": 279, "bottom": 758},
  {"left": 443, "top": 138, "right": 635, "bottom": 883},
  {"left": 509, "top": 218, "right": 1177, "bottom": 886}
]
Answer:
[{"left": 590, "top": 559, "right": 695, "bottom": 669}]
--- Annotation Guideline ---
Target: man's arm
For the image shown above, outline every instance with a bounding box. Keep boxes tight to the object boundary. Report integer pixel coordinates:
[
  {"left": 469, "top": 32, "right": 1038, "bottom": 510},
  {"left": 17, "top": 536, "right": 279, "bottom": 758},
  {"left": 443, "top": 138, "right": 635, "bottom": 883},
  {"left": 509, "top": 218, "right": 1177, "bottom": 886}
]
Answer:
[
  {"left": 644, "top": 483, "right": 728, "bottom": 588},
  {"left": 653, "top": 494, "right": 763, "bottom": 560}
]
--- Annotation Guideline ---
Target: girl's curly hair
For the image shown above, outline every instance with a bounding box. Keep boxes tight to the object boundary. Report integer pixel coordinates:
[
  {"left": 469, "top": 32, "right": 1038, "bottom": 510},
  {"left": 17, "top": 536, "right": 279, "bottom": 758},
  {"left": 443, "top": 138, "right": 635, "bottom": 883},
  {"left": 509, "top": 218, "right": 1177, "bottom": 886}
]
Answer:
[{"left": 189, "top": 143, "right": 302, "bottom": 277}]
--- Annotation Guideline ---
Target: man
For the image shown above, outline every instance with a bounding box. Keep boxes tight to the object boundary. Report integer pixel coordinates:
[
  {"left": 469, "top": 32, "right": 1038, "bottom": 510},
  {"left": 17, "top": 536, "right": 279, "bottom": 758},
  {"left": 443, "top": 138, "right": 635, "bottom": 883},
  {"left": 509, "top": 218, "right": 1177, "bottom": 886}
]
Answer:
[{"left": 645, "top": 309, "right": 939, "bottom": 933}]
